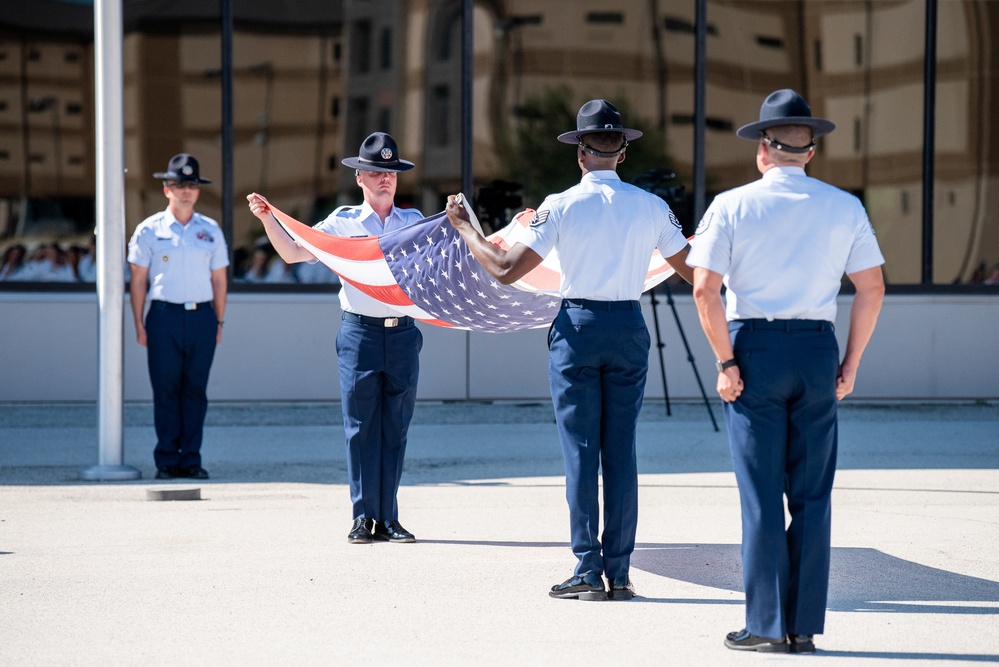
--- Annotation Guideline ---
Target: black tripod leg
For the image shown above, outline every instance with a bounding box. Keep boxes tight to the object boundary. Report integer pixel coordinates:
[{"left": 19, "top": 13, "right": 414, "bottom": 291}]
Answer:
[
  {"left": 648, "top": 287, "right": 671, "bottom": 416},
  {"left": 662, "top": 282, "right": 719, "bottom": 432}
]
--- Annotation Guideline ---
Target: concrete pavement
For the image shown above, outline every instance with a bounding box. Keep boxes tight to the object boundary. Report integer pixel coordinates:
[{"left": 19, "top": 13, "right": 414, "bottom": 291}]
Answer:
[{"left": 1, "top": 400, "right": 997, "bottom": 666}]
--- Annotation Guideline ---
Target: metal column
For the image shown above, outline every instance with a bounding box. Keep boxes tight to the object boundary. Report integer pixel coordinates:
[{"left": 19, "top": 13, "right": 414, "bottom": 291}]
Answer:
[{"left": 81, "top": 0, "right": 140, "bottom": 481}]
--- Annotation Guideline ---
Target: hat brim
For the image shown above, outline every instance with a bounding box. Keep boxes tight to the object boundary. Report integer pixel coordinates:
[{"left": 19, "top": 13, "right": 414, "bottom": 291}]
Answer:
[
  {"left": 153, "top": 171, "right": 212, "bottom": 184},
  {"left": 341, "top": 157, "right": 415, "bottom": 172},
  {"left": 557, "top": 128, "right": 644, "bottom": 144},
  {"left": 736, "top": 117, "right": 836, "bottom": 141}
]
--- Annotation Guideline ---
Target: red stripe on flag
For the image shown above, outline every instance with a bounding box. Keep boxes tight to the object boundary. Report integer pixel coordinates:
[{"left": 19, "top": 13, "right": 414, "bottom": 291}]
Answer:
[
  {"left": 269, "top": 206, "right": 385, "bottom": 262},
  {"left": 338, "top": 275, "right": 415, "bottom": 308}
]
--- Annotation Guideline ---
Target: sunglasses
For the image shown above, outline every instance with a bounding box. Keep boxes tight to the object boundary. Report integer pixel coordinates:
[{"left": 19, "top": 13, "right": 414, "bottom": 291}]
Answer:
[{"left": 165, "top": 181, "right": 201, "bottom": 190}]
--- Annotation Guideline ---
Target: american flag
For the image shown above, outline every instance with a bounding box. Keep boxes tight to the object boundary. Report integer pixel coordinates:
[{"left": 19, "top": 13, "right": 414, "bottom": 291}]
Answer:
[{"left": 266, "top": 199, "right": 678, "bottom": 333}]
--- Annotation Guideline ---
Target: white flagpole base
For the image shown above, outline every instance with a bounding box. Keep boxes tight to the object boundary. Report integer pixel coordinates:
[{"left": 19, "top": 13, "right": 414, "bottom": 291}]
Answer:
[{"left": 79, "top": 465, "right": 141, "bottom": 481}]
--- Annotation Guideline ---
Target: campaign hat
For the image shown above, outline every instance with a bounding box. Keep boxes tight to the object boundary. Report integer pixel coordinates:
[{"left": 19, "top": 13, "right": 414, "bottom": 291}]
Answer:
[
  {"left": 153, "top": 153, "right": 211, "bottom": 184},
  {"left": 341, "top": 132, "right": 415, "bottom": 172},
  {"left": 557, "top": 99, "right": 643, "bottom": 144},
  {"left": 736, "top": 89, "right": 836, "bottom": 140}
]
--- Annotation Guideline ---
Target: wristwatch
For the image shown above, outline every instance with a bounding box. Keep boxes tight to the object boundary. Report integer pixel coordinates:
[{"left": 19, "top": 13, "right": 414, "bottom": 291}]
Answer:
[{"left": 715, "top": 358, "right": 738, "bottom": 372}]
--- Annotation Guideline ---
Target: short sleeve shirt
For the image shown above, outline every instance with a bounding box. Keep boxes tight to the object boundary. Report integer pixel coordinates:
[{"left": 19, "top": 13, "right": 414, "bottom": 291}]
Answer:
[
  {"left": 521, "top": 171, "right": 689, "bottom": 301},
  {"left": 313, "top": 201, "right": 424, "bottom": 317},
  {"left": 127, "top": 208, "right": 229, "bottom": 303},
  {"left": 685, "top": 166, "right": 885, "bottom": 322}
]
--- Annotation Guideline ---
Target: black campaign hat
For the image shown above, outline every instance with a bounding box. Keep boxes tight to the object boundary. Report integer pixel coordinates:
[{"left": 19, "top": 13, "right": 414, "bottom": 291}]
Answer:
[
  {"left": 153, "top": 153, "right": 211, "bottom": 184},
  {"left": 557, "top": 99, "right": 643, "bottom": 144},
  {"left": 736, "top": 89, "right": 836, "bottom": 141},
  {"left": 341, "top": 132, "right": 415, "bottom": 172}
]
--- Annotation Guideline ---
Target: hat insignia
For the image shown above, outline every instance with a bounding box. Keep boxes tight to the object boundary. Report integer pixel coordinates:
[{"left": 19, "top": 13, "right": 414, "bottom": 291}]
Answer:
[
  {"left": 380, "top": 148, "right": 393, "bottom": 160},
  {"left": 181, "top": 165, "right": 193, "bottom": 176}
]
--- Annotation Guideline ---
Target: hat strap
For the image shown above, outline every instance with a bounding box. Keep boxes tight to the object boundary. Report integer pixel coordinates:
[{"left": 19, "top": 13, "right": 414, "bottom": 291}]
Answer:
[
  {"left": 578, "top": 138, "right": 628, "bottom": 158},
  {"left": 760, "top": 132, "right": 815, "bottom": 154},
  {"left": 357, "top": 156, "right": 396, "bottom": 165}
]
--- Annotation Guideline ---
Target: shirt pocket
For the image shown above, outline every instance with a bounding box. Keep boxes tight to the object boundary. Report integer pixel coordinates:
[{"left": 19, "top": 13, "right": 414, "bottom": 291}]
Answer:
[{"left": 152, "top": 238, "right": 178, "bottom": 268}]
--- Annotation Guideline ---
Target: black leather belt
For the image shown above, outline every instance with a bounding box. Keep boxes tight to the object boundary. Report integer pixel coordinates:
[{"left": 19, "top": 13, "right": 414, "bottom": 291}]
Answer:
[
  {"left": 738, "top": 318, "right": 833, "bottom": 332},
  {"left": 342, "top": 312, "right": 414, "bottom": 328},
  {"left": 154, "top": 300, "right": 212, "bottom": 311},
  {"left": 561, "top": 298, "right": 640, "bottom": 311}
]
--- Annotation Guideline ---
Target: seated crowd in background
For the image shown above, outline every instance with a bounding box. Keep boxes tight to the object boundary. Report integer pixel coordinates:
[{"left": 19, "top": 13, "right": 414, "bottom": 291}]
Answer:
[
  {"left": 231, "top": 242, "right": 340, "bottom": 285},
  {"left": 0, "top": 240, "right": 340, "bottom": 286},
  {"left": 0, "top": 240, "right": 106, "bottom": 283}
]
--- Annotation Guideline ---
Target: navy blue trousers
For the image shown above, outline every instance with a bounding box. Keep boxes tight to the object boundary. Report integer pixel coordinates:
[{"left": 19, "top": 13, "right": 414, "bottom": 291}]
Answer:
[
  {"left": 548, "top": 300, "right": 649, "bottom": 579},
  {"left": 336, "top": 317, "right": 422, "bottom": 521},
  {"left": 145, "top": 301, "right": 218, "bottom": 470},
  {"left": 725, "top": 319, "right": 839, "bottom": 639}
]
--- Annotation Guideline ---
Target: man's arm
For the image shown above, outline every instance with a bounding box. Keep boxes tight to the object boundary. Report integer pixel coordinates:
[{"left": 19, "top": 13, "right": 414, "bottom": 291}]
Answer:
[
  {"left": 663, "top": 244, "right": 694, "bottom": 284},
  {"left": 128, "top": 264, "right": 149, "bottom": 347},
  {"left": 837, "top": 265, "right": 885, "bottom": 400},
  {"left": 445, "top": 195, "right": 543, "bottom": 284},
  {"left": 246, "top": 193, "right": 315, "bottom": 264},
  {"left": 211, "top": 266, "right": 228, "bottom": 344},
  {"left": 692, "top": 266, "right": 742, "bottom": 402}
]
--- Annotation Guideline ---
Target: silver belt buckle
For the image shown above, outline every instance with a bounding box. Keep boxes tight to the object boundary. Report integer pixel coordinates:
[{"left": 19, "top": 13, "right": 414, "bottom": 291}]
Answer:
[
  {"left": 184, "top": 302, "right": 197, "bottom": 311},
  {"left": 384, "top": 317, "right": 399, "bottom": 328}
]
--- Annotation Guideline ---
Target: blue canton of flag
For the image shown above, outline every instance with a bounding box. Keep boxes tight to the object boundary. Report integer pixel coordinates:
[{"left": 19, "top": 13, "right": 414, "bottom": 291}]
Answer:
[{"left": 380, "top": 212, "right": 561, "bottom": 333}]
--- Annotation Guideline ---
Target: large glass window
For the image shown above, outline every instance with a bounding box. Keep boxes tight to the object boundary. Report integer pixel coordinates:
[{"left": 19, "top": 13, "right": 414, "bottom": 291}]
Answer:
[{"left": 2, "top": 0, "right": 998, "bottom": 288}]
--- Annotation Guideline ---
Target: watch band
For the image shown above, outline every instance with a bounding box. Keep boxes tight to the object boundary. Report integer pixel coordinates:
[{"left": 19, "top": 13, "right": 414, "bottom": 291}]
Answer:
[{"left": 715, "top": 358, "right": 737, "bottom": 372}]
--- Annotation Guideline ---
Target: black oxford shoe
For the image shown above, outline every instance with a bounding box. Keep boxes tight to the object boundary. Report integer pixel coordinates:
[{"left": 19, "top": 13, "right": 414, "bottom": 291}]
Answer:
[
  {"left": 789, "top": 634, "right": 815, "bottom": 653},
  {"left": 348, "top": 518, "right": 373, "bottom": 544},
  {"left": 724, "top": 629, "right": 789, "bottom": 653},
  {"left": 607, "top": 576, "right": 635, "bottom": 600},
  {"left": 372, "top": 519, "right": 416, "bottom": 543},
  {"left": 549, "top": 573, "right": 605, "bottom": 601},
  {"left": 155, "top": 467, "right": 179, "bottom": 480},
  {"left": 182, "top": 466, "right": 210, "bottom": 480}
]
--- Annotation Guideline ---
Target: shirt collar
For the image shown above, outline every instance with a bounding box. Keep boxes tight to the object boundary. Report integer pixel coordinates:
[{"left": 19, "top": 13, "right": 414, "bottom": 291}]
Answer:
[
  {"left": 581, "top": 170, "right": 622, "bottom": 183},
  {"left": 155, "top": 208, "right": 200, "bottom": 237},
  {"left": 357, "top": 199, "right": 405, "bottom": 225},
  {"left": 763, "top": 165, "right": 807, "bottom": 180}
]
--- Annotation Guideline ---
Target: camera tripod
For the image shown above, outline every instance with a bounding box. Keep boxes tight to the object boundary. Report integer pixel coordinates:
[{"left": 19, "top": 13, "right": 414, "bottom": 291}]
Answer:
[{"left": 648, "top": 280, "right": 719, "bottom": 431}]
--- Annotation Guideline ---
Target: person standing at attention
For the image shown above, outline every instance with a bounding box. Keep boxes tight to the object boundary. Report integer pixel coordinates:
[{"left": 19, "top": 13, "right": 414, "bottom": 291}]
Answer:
[
  {"left": 687, "top": 89, "right": 885, "bottom": 653},
  {"left": 445, "top": 100, "right": 694, "bottom": 600},
  {"left": 247, "top": 132, "right": 423, "bottom": 544},
  {"left": 128, "top": 153, "right": 229, "bottom": 480}
]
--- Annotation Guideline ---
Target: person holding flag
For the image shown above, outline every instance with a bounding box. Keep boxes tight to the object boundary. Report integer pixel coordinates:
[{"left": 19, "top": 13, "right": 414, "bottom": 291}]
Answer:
[
  {"left": 248, "top": 132, "right": 423, "bottom": 545},
  {"left": 445, "top": 100, "right": 694, "bottom": 600}
]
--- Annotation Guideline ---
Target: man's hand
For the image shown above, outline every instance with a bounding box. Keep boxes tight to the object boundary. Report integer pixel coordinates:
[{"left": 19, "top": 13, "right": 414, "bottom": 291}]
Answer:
[
  {"left": 717, "top": 366, "right": 744, "bottom": 403},
  {"left": 445, "top": 194, "right": 472, "bottom": 229},
  {"left": 836, "top": 363, "right": 857, "bottom": 400},
  {"left": 135, "top": 323, "right": 147, "bottom": 347},
  {"left": 247, "top": 193, "right": 273, "bottom": 223}
]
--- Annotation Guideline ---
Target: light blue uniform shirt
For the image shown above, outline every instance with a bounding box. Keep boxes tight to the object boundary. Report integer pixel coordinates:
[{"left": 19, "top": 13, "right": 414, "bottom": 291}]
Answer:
[
  {"left": 522, "top": 170, "right": 689, "bottom": 301},
  {"left": 686, "top": 166, "right": 885, "bottom": 322},
  {"left": 313, "top": 200, "right": 424, "bottom": 317},
  {"left": 127, "top": 208, "right": 229, "bottom": 303}
]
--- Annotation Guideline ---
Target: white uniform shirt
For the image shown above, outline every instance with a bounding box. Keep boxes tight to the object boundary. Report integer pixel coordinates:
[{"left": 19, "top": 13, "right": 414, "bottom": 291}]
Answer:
[
  {"left": 127, "top": 208, "right": 229, "bottom": 303},
  {"left": 686, "top": 166, "right": 884, "bottom": 322},
  {"left": 522, "top": 170, "right": 689, "bottom": 301},
  {"left": 312, "top": 200, "right": 424, "bottom": 317}
]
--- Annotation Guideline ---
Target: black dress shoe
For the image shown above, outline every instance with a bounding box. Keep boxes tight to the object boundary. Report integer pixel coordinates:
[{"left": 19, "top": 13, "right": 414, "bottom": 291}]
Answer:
[
  {"left": 372, "top": 519, "right": 416, "bottom": 543},
  {"left": 607, "top": 576, "right": 635, "bottom": 600},
  {"left": 347, "top": 518, "right": 373, "bottom": 544},
  {"left": 155, "top": 467, "right": 179, "bottom": 480},
  {"left": 181, "top": 466, "right": 210, "bottom": 480},
  {"left": 549, "top": 573, "right": 605, "bottom": 601},
  {"left": 789, "top": 635, "right": 815, "bottom": 653},
  {"left": 724, "top": 629, "right": 789, "bottom": 653}
]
